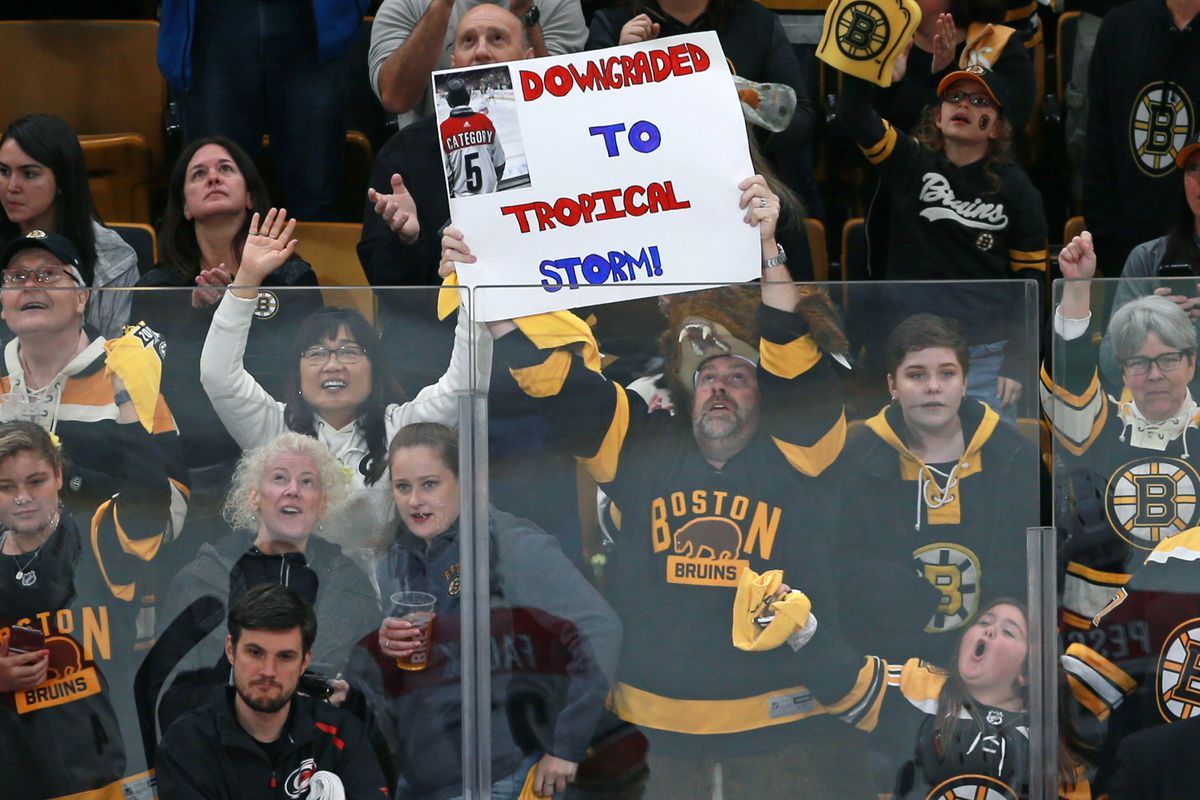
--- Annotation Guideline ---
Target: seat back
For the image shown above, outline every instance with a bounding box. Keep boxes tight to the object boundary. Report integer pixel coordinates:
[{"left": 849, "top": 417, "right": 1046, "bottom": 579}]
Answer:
[
  {"left": 292, "top": 221, "right": 376, "bottom": 324},
  {"left": 1057, "top": 11, "right": 1081, "bottom": 101},
  {"left": 109, "top": 222, "right": 158, "bottom": 276},
  {"left": 81, "top": 134, "right": 154, "bottom": 224},
  {"left": 0, "top": 20, "right": 166, "bottom": 173},
  {"left": 804, "top": 217, "right": 829, "bottom": 282}
]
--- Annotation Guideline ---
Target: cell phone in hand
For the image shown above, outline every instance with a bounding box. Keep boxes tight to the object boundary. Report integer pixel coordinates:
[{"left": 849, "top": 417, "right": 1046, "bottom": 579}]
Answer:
[
  {"left": 8, "top": 625, "right": 45, "bottom": 654},
  {"left": 1157, "top": 263, "right": 1198, "bottom": 298}
]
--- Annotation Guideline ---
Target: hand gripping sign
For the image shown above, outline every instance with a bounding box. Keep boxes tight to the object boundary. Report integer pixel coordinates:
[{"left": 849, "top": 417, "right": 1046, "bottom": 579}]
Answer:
[
  {"left": 433, "top": 32, "right": 757, "bottom": 322},
  {"left": 817, "top": 0, "right": 921, "bottom": 87}
]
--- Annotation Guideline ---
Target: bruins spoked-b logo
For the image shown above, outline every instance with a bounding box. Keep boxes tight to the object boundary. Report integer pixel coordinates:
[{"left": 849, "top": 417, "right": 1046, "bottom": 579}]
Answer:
[
  {"left": 1156, "top": 617, "right": 1200, "bottom": 722},
  {"left": 254, "top": 289, "right": 280, "bottom": 319},
  {"left": 1129, "top": 83, "right": 1194, "bottom": 177},
  {"left": 926, "top": 774, "right": 1018, "bottom": 800},
  {"left": 835, "top": 1, "right": 890, "bottom": 61},
  {"left": 1105, "top": 457, "right": 1200, "bottom": 549},
  {"left": 913, "top": 543, "right": 981, "bottom": 634}
]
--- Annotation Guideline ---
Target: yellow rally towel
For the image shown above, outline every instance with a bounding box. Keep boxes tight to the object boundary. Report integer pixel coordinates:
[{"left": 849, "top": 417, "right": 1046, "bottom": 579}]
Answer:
[
  {"left": 518, "top": 763, "right": 546, "bottom": 800},
  {"left": 959, "top": 22, "right": 1017, "bottom": 70},
  {"left": 439, "top": 273, "right": 602, "bottom": 374},
  {"left": 732, "top": 568, "right": 812, "bottom": 652},
  {"left": 817, "top": 0, "right": 922, "bottom": 87},
  {"left": 103, "top": 321, "right": 164, "bottom": 433}
]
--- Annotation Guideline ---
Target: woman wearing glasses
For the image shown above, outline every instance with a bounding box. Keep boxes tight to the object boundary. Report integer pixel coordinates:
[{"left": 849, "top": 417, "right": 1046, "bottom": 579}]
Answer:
[
  {"left": 834, "top": 55, "right": 1046, "bottom": 421},
  {"left": 1051, "top": 232, "right": 1200, "bottom": 623},
  {"left": 200, "top": 209, "right": 489, "bottom": 556}
]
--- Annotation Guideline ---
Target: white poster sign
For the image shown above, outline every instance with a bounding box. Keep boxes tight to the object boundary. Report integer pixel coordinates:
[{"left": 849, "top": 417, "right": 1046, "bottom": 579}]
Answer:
[{"left": 432, "top": 31, "right": 758, "bottom": 321}]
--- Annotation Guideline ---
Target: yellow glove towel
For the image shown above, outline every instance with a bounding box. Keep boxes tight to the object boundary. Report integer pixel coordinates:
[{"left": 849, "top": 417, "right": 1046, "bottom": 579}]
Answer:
[
  {"left": 732, "top": 568, "right": 813, "bottom": 652},
  {"left": 103, "top": 321, "right": 165, "bottom": 433},
  {"left": 817, "top": 0, "right": 922, "bottom": 87}
]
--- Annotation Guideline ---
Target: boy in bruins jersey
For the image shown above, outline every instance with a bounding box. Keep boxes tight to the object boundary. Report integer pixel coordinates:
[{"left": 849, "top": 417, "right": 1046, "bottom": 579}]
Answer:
[{"left": 442, "top": 176, "right": 882, "bottom": 798}]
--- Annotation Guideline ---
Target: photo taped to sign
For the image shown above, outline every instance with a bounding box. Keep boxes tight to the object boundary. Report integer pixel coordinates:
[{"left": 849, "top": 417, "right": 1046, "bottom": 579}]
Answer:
[{"left": 434, "top": 65, "right": 532, "bottom": 198}]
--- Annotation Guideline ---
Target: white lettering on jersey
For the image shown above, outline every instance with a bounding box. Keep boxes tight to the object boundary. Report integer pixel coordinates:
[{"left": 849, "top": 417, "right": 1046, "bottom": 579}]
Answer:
[{"left": 917, "top": 173, "right": 1009, "bottom": 230}]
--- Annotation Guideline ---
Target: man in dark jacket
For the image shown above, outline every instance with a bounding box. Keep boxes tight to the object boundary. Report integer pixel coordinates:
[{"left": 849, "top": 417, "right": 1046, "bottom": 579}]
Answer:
[{"left": 155, "top": 585, "right": 388, "bottom": 799}]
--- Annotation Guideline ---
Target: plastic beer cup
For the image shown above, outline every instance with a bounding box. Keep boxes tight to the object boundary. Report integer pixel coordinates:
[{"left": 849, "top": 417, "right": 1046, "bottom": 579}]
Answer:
[{"left": 390, "top": 591, "right": 437, "bottom": 671}]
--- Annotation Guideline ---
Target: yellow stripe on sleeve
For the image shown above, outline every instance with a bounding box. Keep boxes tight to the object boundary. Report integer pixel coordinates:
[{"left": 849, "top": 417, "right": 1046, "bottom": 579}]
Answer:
[
  {"left": 580, "top": 384, "right": 631, "bottom": 484},
  {"left": 509, "top": 350, "right": 574, "bottom": 398},
  {"left": 771, "top": 412, "right": 847, "bottom": 477},
  {"left": 90, "top": 500, "right": 135, "bottom": 602},
  {"left": 759, "top": 333, "right": 820, "bottom": 380},
  {"left": 861, "top": 122, "right": 898, "bottom": 165}
]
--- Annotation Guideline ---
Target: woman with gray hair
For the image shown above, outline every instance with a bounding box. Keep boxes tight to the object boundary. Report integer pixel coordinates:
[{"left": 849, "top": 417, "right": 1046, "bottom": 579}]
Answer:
[
  {"left": 1046, "top": 231, "right": 1200, "bottom": 624},
  {"left": 155, "top": 432, "right": 380, "bottom": 734}
]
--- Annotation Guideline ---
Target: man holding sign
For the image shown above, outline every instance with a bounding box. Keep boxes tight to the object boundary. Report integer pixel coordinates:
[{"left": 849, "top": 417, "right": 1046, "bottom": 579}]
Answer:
[{"left": 441, "top": 180, "right": 878, "bottom": 797}]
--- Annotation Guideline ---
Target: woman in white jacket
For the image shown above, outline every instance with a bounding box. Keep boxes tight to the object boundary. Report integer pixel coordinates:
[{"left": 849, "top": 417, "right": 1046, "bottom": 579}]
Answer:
[{"left": 200, "top": 208, "right": 490, "bottom": 554}]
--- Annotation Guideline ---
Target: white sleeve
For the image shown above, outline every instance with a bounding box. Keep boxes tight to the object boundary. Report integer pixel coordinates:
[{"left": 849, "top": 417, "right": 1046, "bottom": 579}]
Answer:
[
  {"left": 199, "top": 291, "right": 289, "bottom": 449},
  {"left": 384, "top": 307, "right": 493, "bottom": 438},
  {"left": 1053, "top": 306, "right": 1093, "bottom": 341}
]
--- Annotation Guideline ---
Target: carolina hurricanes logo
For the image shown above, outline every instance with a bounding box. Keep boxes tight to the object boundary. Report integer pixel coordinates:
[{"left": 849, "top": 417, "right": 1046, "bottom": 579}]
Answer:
[
  {"left": 1105, "top": 457, "right": 1200, "bottom": 549},
  {"left": 926, "top": 774, "right": 1019, "bottom": 800},
  {"left": 285, "top": 758, "right": 316, "bottom": 799},
  {"left": 1156, "top": 617, "right": 1200, "bottom": 722},
  {"left": 1129, "top": 83, "right": 1194, "bottom": 177}
]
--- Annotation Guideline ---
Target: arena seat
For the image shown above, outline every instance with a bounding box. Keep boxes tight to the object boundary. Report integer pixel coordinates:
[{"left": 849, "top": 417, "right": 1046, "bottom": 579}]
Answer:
[
  {"left": 1057, "top": 11, "right": 1081, "bottom": 104},
  {"left": 81, "top": 134, "right": 154, "bottom": 224},
  {"left": 109, "top": 222, "right": 158, "bottom": 276},
  {"left": 0, "top": 20, "right": 166, "bottom": 173},
  {"left": 292, "top": 221, "right": 376, "bottom": 324},
  {"left": 804, "top": 217, "right": 829, "bottom": 282}
]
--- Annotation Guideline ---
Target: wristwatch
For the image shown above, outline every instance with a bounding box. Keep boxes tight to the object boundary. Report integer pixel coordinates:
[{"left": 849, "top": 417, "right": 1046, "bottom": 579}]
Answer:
[
  {"left": 521, "top": 5, "right": 541, "bottom": 28},
  {"left": 764, "top": 243, "right": 787, "bottom": 269}
]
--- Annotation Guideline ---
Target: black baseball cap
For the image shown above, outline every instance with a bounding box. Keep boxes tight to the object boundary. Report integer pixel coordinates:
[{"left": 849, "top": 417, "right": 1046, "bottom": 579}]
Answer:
[
  {"left": 0, "top": 229, "right": 88, "bottom": 285},
  {"left": 937, "top": 64, "right": 1011, "bottom": 116}
]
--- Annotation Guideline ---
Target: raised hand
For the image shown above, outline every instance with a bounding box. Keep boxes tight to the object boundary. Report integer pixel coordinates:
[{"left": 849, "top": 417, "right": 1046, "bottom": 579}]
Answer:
[
  {"left": 238, "top": 209, "right": 299, "bottom": 289},
  {"left": 738, "top": 174, "right": 781, "bottom": 244},
  {"left": 1058, "top": 231, "right": 1096, "bottom": 280},
  {"left": 930, "top": 13, "right": 958, "bottom": 73},
  {"left": 619, "top": 13, "right": 660, "bottom": 45},
  {"left": 368, "top": 174, "right": 420, "bottom": 245}
]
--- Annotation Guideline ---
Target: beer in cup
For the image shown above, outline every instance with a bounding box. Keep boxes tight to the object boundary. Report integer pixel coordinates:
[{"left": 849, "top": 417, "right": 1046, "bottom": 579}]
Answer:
[{"left": 390, "top": 590, "right": 437, "bottom": 671}]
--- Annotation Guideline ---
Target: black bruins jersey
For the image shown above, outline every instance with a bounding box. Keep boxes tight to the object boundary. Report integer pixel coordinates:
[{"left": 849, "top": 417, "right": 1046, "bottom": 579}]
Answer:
[
  {"left": 1041, "top": 327, "right": 1200, "bottom": 631},
  {"left": 838, "top": 399, "right": 1037, "bottom": 667},
  {"left": 495, "top": 304, "right": 886, "bottom": 756}
]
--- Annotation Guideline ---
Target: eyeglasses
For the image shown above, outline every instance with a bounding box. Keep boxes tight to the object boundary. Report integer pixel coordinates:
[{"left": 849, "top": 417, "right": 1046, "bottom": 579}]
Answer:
[
  {"left": 941, "top": 89, "right": 995, "bottom": 108},
  {"left": 1121, "top": 350, "right": 1192, "bottom": 376},
  {"left": 1, "top": 266, "right": 79, "bottom": 286},
  {"left": 300, "top": 344, "right": 367, "bottom": 365}
]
